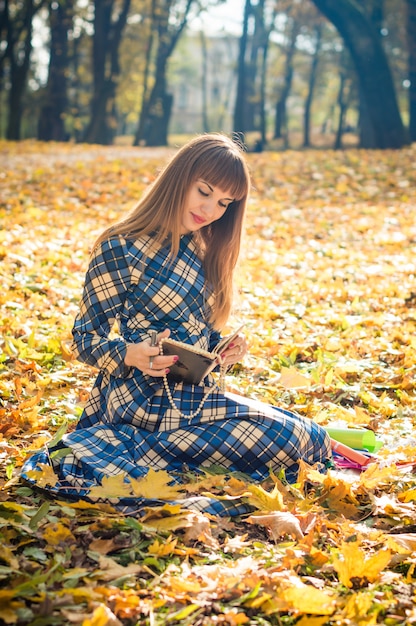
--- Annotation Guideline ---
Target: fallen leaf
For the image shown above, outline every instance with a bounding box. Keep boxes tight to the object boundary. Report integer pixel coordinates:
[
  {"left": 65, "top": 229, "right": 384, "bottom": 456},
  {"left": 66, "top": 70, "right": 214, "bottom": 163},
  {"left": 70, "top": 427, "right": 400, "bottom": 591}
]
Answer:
[
  {"left": 247, "top": 511, "right": 304, "bottom": 541},
  {"left": 279, "top": 366, "right": 312, "bottom": 389},
  {"left": 129, "top": 468, "right": 184, "bottom": 500},
  {"left": 332, "top": 540, "right": 391, "bottom": 588},
  {"left": 88, "top": 473, "right": 133, "bottom": 499}
]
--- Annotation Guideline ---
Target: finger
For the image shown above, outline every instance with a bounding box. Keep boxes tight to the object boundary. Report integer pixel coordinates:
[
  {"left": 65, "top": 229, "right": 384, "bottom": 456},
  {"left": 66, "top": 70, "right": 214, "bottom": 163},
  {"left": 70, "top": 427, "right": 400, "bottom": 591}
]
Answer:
[
  {"left": 147, "top": 355, "right": 177, "bottom": 371},
  {"left": 147, "top": 366, "right": 171, "bottom": 378},
  {"left": 157, "top": 329, "right": 170, "bottom": 342}
]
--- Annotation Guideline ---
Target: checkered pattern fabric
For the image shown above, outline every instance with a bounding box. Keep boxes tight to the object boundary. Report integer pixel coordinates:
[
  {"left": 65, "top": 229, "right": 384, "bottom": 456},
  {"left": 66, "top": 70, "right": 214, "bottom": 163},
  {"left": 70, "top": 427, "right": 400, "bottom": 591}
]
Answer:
[{"left": 21, "top": 234, "right": 332, "bottom": 516}]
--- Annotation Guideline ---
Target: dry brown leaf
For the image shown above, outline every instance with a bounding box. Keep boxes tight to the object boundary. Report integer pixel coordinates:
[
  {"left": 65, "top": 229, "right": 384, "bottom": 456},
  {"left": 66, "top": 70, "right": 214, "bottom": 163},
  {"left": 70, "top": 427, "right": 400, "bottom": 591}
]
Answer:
[
  {"left": 183, "top": 512, "right": 219, "bottom": 549},
  {"left": 247, "top": 511, "right": 304, "bottom": 541}
]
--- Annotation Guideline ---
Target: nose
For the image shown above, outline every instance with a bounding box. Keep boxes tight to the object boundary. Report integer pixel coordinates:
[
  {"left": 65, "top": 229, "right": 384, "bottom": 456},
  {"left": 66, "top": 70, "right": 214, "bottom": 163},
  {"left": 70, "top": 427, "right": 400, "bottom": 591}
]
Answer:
[{"left": 201, "top": 197, "right": 216, "bottom": 216}]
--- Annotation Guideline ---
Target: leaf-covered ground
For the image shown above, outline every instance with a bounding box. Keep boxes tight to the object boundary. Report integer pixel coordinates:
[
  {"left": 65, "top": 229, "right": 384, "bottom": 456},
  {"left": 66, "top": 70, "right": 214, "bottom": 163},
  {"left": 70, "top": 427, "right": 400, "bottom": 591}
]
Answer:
[{"left": 1, "top": 140, "right": 416, "bottom": 626}]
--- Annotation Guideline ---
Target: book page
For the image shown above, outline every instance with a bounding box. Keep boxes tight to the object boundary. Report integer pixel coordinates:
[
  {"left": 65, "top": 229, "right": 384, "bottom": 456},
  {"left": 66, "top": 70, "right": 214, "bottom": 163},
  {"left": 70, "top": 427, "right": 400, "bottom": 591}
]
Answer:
[{"left": 213, "top": 324, "right": 245, "bottom": 355}]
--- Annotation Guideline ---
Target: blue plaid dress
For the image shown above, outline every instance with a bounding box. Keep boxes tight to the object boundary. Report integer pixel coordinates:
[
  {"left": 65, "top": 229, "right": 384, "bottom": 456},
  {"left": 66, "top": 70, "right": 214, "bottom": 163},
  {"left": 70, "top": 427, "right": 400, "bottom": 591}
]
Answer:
[{"left": 22, "top": 233, "right": 331, "bottom": 515}]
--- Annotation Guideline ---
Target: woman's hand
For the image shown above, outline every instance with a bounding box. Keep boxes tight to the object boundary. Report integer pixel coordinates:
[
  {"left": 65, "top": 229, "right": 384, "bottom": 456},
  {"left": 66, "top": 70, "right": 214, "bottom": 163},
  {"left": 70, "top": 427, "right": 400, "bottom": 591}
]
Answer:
[
  {"left": 220, "top": 334, "right": 248, "bottom": 367},
  {"left": 125, "top": 329, "right": 176, "bottom": 377}
]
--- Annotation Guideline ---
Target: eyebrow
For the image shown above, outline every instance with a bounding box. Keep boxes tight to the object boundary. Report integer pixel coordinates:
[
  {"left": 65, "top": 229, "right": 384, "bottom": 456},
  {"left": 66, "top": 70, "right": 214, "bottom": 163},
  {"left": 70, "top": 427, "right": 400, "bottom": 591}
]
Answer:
[{"left": 201, "top": 180, "right": 234, "bottom": 202}]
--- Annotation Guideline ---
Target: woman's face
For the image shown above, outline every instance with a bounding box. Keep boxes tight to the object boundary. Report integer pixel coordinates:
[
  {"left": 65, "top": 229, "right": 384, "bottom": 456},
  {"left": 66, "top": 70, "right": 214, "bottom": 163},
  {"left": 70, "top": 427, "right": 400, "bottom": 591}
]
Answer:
[{"left": 181, "top": 179, "right": 234, "bottom": 234}]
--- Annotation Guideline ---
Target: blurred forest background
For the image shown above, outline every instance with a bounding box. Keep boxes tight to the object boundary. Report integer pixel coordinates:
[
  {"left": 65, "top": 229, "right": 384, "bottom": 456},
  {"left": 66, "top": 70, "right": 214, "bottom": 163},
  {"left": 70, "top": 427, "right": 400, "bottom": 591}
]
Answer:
[{"left": 1, "top": 0, "right": 416, "bottom": 151}]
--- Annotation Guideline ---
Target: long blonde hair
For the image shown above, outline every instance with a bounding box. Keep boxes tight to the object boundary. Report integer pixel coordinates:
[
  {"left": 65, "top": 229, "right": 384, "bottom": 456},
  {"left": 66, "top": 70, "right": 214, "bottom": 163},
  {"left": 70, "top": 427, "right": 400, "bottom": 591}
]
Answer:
[{"left": 94, "top": 133, "right": 251, "bottom": 329}]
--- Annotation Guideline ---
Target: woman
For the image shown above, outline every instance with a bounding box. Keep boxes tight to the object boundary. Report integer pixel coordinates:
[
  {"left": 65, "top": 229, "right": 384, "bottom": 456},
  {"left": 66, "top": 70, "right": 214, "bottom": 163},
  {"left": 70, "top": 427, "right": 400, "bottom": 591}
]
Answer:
[{"left": 23, "top": 134, "right": 331, "bottom": 515}]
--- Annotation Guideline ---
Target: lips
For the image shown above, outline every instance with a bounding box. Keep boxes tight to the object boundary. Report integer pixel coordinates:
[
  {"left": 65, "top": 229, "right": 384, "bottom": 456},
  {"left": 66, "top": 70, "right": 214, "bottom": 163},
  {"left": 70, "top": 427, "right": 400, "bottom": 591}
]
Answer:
[{"left": 191, "top": 213, "right": 206, "bottom": 225}]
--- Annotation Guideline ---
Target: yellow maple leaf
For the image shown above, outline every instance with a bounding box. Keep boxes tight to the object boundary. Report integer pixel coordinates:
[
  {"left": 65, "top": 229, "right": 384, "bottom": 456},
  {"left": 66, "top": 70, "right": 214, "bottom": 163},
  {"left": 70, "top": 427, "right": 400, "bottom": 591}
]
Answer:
[
  {"left": 148, "top": 536, "right": 178, "bottom": 556},
  {"left": 342, "top": 591, "right": 380, "bottom": 625},
  {"left": 183, "top": 473, "right": 228, "bottom": 494},
  {"left": 297, "top": 459, "right": 327, "bottom": 488},
  {"left": 141, "top": 503, "right": 195, "bottom": 532},
  {"left": 294, "top": 617, "right": 329, "bottom": 626},
  {"left": 167, "top": 577, "right": 202, "bottom": 594},
  {"left": 359, "top": 463, "right": 401, "bottom": 490},
  {"left": 24, "top": 463, "right": 58, "bottom": 488},
  {"left": 279, "top": 366, "right": 311, "bottom": 389},
  {"left": 320, "top": 476, "right": 361, "bottom": 518},
  {"left": 282, "top": 584, "right": 336, "bottom": 615},
  {"left": 398, "top": 488, "right": 416, "bottom": 502},
  {"left": 332, "top": 541, "right": 391, "bottom": 588},
  {"left": 129, "top": 468, "right": 183, "bottom": 500},
  {"left": 225, "top": 476, "right": 250, "bottom": 495},
  {"left": 88, "top": 473, "right": 133, "bottom": 499},
  {"left": 82, "top": 603, "right": 122, "bottom": 626},
  {"left": 43, "top": 522, "right": 76, "bottom": 546},
  {"left": 246, "top": 483, "right": 285, "bottom": 511}
]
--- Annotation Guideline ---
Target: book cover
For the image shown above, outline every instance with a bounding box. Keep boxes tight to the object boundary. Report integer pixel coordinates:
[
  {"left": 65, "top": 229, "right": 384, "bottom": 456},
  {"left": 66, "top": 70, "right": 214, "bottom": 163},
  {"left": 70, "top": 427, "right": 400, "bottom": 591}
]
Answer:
[{"left": 160, "top": 325, "right": 244, "bottom": 385}]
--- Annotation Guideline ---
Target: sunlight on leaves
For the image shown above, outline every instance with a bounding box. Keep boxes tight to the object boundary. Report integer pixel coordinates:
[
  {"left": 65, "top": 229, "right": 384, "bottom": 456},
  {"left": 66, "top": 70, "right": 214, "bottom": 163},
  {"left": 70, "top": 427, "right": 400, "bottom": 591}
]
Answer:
[
  {"left": 246, "top": 483, "right": 285, "bottom": 512},
  {"left": 332, "top": 540, "right": 391, "bottom": 588},
  {"left": 82, "top": 604, "right": 122, "bottom": 626},
  {"left": 247, "top": 511, "right": 304, "bottom": 541},
  {"left": 282, "top": 584, "right": 336, "bottom": 615},
  {"left": 3, "top": 142, "right": 416, "bottom": 625},
  {"left": 129, "top": 468, "right": 184, "bottom": 500},
  {"left": 24, "top": 463, "right": 59, "bottom": 488},
  {"left": 88, "top": 473, "right": 133, "bottom": 499}
]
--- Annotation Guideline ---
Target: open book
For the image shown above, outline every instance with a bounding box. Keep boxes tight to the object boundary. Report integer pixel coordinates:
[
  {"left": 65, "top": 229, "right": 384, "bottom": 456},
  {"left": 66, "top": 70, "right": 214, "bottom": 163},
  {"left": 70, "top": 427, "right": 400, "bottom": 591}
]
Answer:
[{"left": 160, "top": 325, "right": 245, "bottom": 385}]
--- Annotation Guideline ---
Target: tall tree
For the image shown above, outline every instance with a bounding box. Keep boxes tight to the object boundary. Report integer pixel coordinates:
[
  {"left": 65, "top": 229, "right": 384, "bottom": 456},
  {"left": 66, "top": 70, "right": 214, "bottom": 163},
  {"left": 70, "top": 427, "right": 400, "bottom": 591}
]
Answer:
[
  {"left": 38, "top": 0, "right": 74, "bottom": 141},
  {"left": 233, "top": 0, "right": 276, "bottom": 142},
  {"left": 233, "top": 0, "right": 251, "bottom": 137},
  {"left": 2, "top": 0, "right": 47, "bottom": 140},
  {"left": 134, "top": 0, "right": 195, "bottom": 146},
  {"left": 83, "top": 0, "right": 131, "bottom": 145},
  {"left": 333, "top": 48, "right": 356, "bottom": 149},
  {"left": 249, "top": 0, "right": 277, "bottom": 144},
  {"left": 303, "top": 20, "right": 323, "bottom": 148},
  {"left": 406, "top": 0, "right": 416, "bottom": 141},
  {"left": 311, "top": 0, "right": 408, "bottom": 148},
  {"left": 273, "top": 15, "right": 299, "bottom": 146},
  {"left": 200, "top": 29, "right": 209, "bottom": 133}
]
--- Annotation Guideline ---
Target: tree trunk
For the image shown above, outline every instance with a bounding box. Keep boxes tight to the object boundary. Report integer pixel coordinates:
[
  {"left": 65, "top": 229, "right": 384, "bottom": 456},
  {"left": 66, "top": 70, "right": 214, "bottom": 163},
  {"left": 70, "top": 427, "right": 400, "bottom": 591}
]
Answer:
[
  {"left": 245, "top": 0, "right": 265, "bottom": 131},
  {"left": 138, "top": 48, "right": 171, "bottom": 146},
  {"left": 311, "top": 0, "right": 408, "bottom": 148},
  {"left": 303, "top": 22, "right": 322, "bottom": 148},
  {"left": 83, "top": 0, "right": 131, "bottom": 145},
  {"left": 5, "top": 0, "right": 46, "bottom": 140},
  {"left": 133, "top": 0, "right": 156, "bottom": 145},
  {"left": 273, "top": 18, "right": 299, "bottom": 145},
  {"left": 0, "top": 0, "right": 10, "bottom": 96},
  {"left": 259, "top": 37, "right": 268, "bottom": 145},
  {"left": 38, "top": 0, "right": 74, "bottom": 141},
  {"left": 233, "top": 0, "right": 251, "bottom": 137},
  {"left": 200, "top": 29, "right": 209, "bottom": 133},
  {"left": 406, "top": 0, "right": 416, "bottom": 141},
  {"left": 334, "top": 71, "right": 347, "bottom": 149},
  {"left": 134, "top": 0, "right": 193, "bottom": 146}
]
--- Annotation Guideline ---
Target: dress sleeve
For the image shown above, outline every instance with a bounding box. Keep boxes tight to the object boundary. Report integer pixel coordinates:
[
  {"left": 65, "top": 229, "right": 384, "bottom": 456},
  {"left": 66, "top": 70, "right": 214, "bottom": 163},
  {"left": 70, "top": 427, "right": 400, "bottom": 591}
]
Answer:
[{"left": 71, "top": 236, "right": 132, "bottom": 378}]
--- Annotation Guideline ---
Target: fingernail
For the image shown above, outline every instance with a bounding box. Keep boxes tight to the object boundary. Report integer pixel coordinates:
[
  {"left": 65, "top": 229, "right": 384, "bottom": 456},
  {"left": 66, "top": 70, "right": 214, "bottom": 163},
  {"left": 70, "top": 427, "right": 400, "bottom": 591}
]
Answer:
[
  {"left": 165, "top": 368, "right": 170, "bottom": 374},
  {"left": 173, "top": 356, "right": 179, "bottom": 362},
  {"left": 229, "top": 342, "right": 235, "bottom": 348}
]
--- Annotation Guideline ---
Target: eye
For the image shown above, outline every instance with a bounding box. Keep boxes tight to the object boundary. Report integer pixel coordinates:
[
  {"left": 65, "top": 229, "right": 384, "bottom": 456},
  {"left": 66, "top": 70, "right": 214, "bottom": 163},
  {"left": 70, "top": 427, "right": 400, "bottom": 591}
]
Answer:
[
  {"left": 198, "top": 188, "right": 209, "bottom": 197},
  {"left": 219, "top": 201, "right": 228, "bottom": 209}
]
